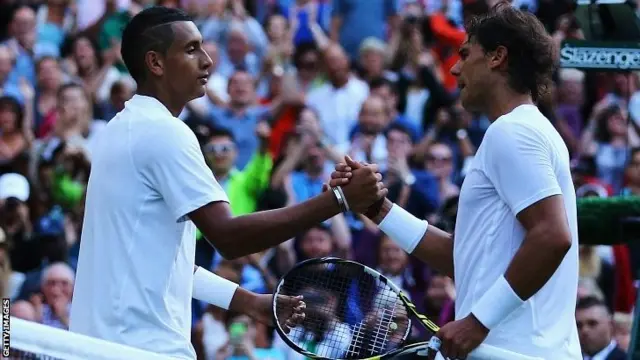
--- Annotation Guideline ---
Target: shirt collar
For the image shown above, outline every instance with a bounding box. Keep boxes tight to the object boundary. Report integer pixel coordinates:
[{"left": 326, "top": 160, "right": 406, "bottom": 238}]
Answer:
[
  {"left": 125, "top": 94, "right": 176, "bottom": 119},
  {"left": 585, "top": 340, "right": 617, "bottom": 360}
]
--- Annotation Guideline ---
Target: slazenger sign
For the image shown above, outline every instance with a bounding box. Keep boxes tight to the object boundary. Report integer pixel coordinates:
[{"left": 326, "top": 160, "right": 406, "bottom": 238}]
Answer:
[{"left": 560, "top": 41, "right": 640, "bottom": 70}]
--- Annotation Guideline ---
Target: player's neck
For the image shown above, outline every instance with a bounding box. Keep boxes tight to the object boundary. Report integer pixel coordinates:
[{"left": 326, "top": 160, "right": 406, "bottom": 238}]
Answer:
[
  {"left": 485, "top": 88, "right": 534, "bottom": 122},
  {"left": 136, "top": 84, "right": 185, "bottom": 117}
]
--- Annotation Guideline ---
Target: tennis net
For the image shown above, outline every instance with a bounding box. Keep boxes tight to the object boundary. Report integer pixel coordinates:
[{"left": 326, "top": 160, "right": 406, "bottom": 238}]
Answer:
[{"left": 5, "top": 317, "right": 174, "bottom": 360}]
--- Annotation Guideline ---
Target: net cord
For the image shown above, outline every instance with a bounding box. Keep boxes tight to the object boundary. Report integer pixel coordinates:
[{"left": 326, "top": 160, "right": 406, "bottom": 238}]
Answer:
[{"left": 9, "top": 317, "right": 175, "bottom": 360}]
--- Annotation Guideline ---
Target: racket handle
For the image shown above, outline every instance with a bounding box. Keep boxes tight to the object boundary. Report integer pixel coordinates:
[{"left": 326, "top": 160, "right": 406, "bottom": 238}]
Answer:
[{"left": 469, "top": 344, "right": 543, "bottom": 360}]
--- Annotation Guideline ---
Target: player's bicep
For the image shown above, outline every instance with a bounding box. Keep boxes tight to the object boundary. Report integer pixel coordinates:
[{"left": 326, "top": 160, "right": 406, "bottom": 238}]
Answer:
[
  {"left": 485, "top": 123, "right": 561, "bottom": 215},
  {"left": 516, "top": 194, "right": 569, "bottom": 236},
  {"left": 188, "top": 201, "right": 233, "bottom": 243}
]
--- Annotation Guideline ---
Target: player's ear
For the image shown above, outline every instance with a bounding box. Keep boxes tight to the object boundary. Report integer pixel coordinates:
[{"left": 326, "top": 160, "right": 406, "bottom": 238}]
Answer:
[
  {"left": 488, "top": 45, "right": 508, "bottom": 70},
  {"left": 145, "top": 50, "right": 165, "bottom": 77}
]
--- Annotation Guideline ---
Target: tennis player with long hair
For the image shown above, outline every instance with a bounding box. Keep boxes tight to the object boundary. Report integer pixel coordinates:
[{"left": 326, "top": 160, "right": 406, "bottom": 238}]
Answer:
[
  {"left": 329, "top": 4, "right": 581, "bottom": 360},
  {"left": 68, "top": 6, "right": 387, "bottom": 360}
]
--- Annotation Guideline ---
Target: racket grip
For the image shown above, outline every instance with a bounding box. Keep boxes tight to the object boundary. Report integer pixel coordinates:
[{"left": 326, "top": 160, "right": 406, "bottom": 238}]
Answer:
[{"left": 470, "top": 344, "right": 544, "bottom": 360}]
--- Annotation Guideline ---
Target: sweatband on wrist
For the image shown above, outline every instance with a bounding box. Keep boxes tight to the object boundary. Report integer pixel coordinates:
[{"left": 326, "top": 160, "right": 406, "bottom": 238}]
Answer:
[
  {"left": 378, "top": 204, "right": 428, "bottom": 254},
  {"left": 192, "top": 267, "right": 239, "bottom": 310},
  {"left": 471, "top": 275, "right": 524, "bottom": 330}
]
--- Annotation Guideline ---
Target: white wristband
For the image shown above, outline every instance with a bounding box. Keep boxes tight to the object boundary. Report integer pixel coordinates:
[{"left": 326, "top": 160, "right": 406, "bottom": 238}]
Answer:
[
  {"left": 378, "top": 204, "right": 428, "bottom": 254},
  {"left": 192, "top": 267, "right": 239, "bottom": 310},
  {"left": 471, "top": 275, "right": 524, "bottom": 330}
]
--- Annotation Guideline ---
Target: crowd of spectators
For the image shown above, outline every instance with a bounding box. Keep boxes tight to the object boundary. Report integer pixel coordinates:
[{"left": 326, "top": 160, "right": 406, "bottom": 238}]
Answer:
[{"left": 0, "top": 0, "right": 639, "bottom": 359}]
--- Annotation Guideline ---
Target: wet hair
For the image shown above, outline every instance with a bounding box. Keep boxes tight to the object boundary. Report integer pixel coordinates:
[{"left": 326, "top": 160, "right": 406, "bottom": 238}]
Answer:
[
  {"left": 121, "top": 6, "right": 192, "bottom": 83},
  {"left": 465, "top": 2, "right": 557, "bottom": 102}
]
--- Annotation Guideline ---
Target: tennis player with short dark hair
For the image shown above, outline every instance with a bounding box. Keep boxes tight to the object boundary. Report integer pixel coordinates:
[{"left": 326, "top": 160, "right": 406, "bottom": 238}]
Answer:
[
  {"left": 68, "top": 6, "right": 386, "bottom": 359},
  {"left": 331, "top": 3, "right": 581, "bottom": 359}
]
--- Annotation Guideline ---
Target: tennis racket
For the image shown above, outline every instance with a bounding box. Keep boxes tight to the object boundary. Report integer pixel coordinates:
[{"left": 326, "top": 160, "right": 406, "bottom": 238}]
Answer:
[{"left": 272, "top": 257, "right": 542, "bottom": 360}]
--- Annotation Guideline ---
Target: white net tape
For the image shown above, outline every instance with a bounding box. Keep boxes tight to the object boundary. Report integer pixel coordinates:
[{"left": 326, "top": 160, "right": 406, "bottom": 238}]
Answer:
[{"left": 5, "top": 317, "right": 175, "bottom": 360}]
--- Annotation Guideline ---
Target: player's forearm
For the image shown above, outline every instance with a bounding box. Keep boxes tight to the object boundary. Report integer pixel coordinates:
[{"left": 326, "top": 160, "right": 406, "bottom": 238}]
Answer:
[
  {"left": 206, "top": 191, "right": 341, "bottom": 259},
  {"left": 372, "top": 199, "right": 454, "bottom": 278},
  {"left": 228, "top": 286, "right": 260, "bottom": 316},
  {"left": 504, "top": 224, "right": 572, "bottom": 301}
]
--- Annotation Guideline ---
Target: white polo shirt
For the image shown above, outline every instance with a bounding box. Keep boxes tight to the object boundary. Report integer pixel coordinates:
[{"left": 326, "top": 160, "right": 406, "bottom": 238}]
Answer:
[
  {"left": 453, "top": 104, "right": 581, "bottom": 359},
  {"left": 306, "top": 76, "right": 369, "bottom": 146},
  {"left": 69, "top": 95, "right": 228, "bottom": 360}
]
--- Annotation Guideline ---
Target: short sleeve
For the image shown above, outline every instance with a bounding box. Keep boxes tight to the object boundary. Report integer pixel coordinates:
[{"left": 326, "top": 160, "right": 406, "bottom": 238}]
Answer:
[
  {"left": 483, "top": 121, "right": 562, "bottom": 216},
  {"left": 138, "top": 121, "right": 228, "bottom": 222}
]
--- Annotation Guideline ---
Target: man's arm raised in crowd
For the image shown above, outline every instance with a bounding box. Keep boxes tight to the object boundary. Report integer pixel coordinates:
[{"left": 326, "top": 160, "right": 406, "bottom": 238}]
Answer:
[
  {"left": 190, "top": 160, "right": 386, "bottom": 260},
  {"left": 329, "top": 157, "right": 454, "bottom": 278}
]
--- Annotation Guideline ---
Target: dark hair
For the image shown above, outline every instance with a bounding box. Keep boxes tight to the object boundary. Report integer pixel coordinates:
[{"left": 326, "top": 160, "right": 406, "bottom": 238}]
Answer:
[
  {"left": 0, "top": 96, "right": 24, "bottom": 130},
  {"left": 61, "top": 34, "right": 103, "bottom": 72},
  {"left": 631, "top": 147, "right": 640, "bottom": 159},
  {"left": 576, "top": 296, "right": 608, "bottom": 312},
  {"left": 57, "top": 82, "right": 89, "bottom": 102},
  {"left": 209, "top": 127, "right": 235, "bottom": 142},
  {"left": 35, "top": 56, "right": 58, "bottom": 73},
  {"left": 595, "top": 104, "right": 623, "bottom": 143},
  {"left": 465, "top": 2, "right": 557, "bottom": 102},
  {"left": 385, "top": 122, "right": 413, "bottom": 142},
  {"left": 369, "top": 77, "right": 398, "bottom": 95},
  {"left": 293, "top": 42, "right": 319, "bottom": 69},
  {"left": 121, "top": 6, "right": 192, "bottom": 83}
]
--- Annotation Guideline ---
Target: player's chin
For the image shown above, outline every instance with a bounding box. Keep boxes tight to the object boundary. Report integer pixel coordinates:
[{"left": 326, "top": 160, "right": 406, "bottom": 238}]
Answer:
[{"left": 188, "top": 85, "right": 206, "bottom": 100}]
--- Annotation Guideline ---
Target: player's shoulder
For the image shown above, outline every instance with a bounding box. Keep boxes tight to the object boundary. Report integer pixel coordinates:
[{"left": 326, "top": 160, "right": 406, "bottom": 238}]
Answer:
[{"left": 488, "top": 105, "right": 551, "bottom": 142}]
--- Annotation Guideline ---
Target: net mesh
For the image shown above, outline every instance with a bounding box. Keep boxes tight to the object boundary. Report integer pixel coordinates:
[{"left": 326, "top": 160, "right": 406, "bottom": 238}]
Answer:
[
  {"left": 5, "top": 317, "right": 174, "bottom": 360},
  {"left": 274, "top": 260, "right": 411, "bottom": 359}
]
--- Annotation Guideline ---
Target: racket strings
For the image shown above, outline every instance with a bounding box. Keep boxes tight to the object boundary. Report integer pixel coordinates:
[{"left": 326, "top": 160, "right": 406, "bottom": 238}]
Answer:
[{"left": 275, "top": 261, "right": 410, "bottom": 359}]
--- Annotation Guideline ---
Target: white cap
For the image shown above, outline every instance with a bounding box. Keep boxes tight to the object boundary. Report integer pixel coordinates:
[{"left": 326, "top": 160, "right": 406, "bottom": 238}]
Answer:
[{"left": 0, "top": 173, "right": 30, "bottom": 202}]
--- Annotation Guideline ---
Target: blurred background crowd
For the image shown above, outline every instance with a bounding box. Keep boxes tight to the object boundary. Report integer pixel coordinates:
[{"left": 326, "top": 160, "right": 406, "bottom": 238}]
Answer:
[{"left": 0, "top": 0, "right": 639, "bottom": 359}]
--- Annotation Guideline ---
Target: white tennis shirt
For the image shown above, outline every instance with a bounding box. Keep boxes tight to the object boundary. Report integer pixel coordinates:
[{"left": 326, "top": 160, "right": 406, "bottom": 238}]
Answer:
[
  {"left": 453, "top": 104, "right": 581, "bottom": 359},
  {"left": 69, "top": 95, "right": 228, "bottom": 359}
]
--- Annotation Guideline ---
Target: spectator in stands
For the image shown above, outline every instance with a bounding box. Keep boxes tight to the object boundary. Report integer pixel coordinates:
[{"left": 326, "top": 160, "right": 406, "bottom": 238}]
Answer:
[
  {"left": 612, "top": 312, "right": 632, "bottom": 352},
  {"left": 385, "top": 123, "right": 439, "bottom": 219},
  {"left": 330, "top": 0, "right": 399, "bottom": 61},
  {"left": 64, "top": 34, "right": 131, "bottom": 105},
  {"left": 0, "top": 45, "right": 23, "bottom": 104},
  {"left": 306, "top": 44, "right": 368, "bottom": 146},
  {"left": 343, "top": 95, "right": 389, "bottom": 166},
  {"left": 36, "top": 262, "right": 74, "bottom": 330},
  {"left": 35, "top": 0, "right": 77, "bottom": 51},
  {"left": 423, "top": 272, "right": 456, "bottom": 327},
  {"left": 5, "top": 5, "right": 37, "bottom": 87},
  {"left": 621, "top": 147, "right": 640, "bottom": 196},
  {"left": 219, "top": 313, "right": 286, "bottom": 360},
  {"left": 555, "top": 68, "right": 586, "bottom": 156},
  {"left": 425, "top": 141, "right": 458, "bottom": 204},
  {"left": 207, "top": 70, "right": 272, "bottom": 169},
  {"left": 34, "top": 56, "right": 64, "bottom": 133},
  {"left": 581, "top": 103, "right": 638, "bottom": 194},
  {"left": 576, "top": 296, "right": 627, "bottom": 360},
  {"left": 203, "top": 124, "right": 272, "bottom": 215},
  {"left": 376, "top": 235, "right": 419, "bottom": 300},
  {"left": 0, "top": 173, "right": 35, "bottom": 273},
  {"left": 0, "top": 96, "right": 29, "bottom": 174}
]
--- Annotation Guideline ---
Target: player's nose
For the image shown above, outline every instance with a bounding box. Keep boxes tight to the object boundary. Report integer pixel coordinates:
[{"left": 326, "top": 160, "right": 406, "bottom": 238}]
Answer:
[{"left": 200, "top": 50, "right": 213, "bottom": 71}]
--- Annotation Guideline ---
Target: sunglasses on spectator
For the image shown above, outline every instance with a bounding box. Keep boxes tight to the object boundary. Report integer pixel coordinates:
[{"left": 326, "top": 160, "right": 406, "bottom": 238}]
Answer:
[
  {"left": 204, "top": 143, "right": 235, "bottom": 154},
  {"left": 427, "top": 154, "right": 451, "bottom": 162}
]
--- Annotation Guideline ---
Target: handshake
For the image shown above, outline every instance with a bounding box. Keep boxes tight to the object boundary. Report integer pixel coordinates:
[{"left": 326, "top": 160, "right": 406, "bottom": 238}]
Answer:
[{"left": 323, "top": 156, "right": 391, "bottom": 221}]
